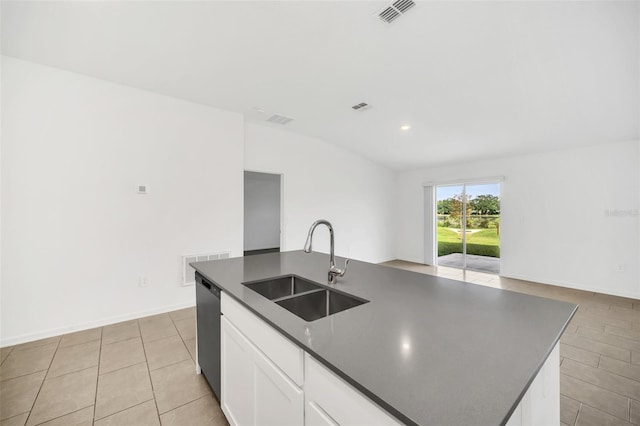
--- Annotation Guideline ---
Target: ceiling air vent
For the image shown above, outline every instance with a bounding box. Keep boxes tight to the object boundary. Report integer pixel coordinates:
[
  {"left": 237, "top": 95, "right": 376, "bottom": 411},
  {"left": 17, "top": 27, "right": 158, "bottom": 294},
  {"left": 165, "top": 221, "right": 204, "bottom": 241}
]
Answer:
[
  {"left": 352, "top": 102, "right": 370, "bottom": 111},
  {"left": 266, "top": 114, "right": 294, "bottom": 125},
  {"left": 377, "top": 0, "right": 415, "bottom": 24}
]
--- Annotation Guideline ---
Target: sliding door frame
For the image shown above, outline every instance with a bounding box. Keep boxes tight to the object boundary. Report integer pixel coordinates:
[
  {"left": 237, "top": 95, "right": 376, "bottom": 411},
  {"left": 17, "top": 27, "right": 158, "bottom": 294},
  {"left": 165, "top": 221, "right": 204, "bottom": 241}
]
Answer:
[{"left": 424, "top": 176, "right": 505, "bottom": 270}]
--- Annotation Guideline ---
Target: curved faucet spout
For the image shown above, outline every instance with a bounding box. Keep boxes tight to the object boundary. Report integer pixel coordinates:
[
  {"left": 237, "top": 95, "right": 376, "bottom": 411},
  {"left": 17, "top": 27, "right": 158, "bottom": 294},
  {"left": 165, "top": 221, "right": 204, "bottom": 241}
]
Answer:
[
  {"left": 303, "top": 219, "right": 349, "bottom": 284},
  {"left": 304, "top": 219, "right": 333, "bottom": 255}
]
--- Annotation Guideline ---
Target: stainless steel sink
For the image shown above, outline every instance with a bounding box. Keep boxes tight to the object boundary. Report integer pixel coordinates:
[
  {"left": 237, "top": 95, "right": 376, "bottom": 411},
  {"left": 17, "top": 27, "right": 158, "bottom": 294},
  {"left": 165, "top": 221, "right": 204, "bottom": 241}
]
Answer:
[
  {"left": 243, "top": 275, "right": 322, "bottom": 300},
  {"left": 243, "top": 275, "right": 368, "bottom": 321},
  {"left": 276, "top": 289, "right": 367, "bottom": 321}
]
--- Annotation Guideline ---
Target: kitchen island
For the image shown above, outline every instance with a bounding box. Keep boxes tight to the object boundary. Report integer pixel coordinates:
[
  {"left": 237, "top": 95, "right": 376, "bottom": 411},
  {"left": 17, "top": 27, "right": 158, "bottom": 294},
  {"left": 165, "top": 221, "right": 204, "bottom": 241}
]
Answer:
[{"left": 192, "top": 251, "right": 577, "bottom": 426}]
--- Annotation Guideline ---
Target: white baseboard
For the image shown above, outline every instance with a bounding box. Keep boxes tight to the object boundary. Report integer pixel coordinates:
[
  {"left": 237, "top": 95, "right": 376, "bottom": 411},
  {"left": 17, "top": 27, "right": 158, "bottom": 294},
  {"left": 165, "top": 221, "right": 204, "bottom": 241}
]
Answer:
[
  {"left": 393, "top": 255, "right": 427, "bottom": 265},
  {"left": 0, "top": 301, "right": 196, "bottom": 348},
  {"left": 500, "top": 272, "right": 640, "bottom": 301},
  {"left": 388, "top": 260, "right": 638, "bottom": 300},
  {"left": 375, "top": 256, "right": 397, "bottom": 264}
]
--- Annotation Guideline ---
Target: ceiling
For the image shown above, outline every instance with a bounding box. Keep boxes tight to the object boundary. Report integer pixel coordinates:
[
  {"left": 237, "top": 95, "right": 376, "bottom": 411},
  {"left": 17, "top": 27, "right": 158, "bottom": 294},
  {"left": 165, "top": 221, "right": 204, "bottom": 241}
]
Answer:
[{"left": 2, "top": 1, "right": 639, "bottom": 170}]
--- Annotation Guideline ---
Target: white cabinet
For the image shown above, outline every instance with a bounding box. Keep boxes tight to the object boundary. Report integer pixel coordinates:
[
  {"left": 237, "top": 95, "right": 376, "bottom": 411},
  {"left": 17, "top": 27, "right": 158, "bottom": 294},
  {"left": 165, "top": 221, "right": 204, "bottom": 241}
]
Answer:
[
  {"left": 305, "top": 354, "right": 401, "bottom": 426},
  {"left": 221, "top": 316, "right": 254, "bottom": 426},
  {"left": 506, "top": 342, "right": 560, "bottom": 426},
  {"left": 221, "top": 316, "right": 304, "bottom": 426}
]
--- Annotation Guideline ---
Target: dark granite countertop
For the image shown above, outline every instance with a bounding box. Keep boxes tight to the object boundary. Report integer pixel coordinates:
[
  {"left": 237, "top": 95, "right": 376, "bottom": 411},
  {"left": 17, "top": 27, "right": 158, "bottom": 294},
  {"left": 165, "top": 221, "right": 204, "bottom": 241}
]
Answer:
[{"left": 192, "top": 251, "right": 576, "bottom": 426}]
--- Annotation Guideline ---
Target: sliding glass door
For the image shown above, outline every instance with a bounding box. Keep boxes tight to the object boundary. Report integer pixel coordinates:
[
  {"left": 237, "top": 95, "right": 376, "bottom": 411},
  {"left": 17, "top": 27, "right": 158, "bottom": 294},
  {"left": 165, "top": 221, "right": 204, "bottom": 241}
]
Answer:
[
  {"left": 436, "top": 185, "right": 465, "bottom": 269},
  {"left": 436, "top": 182, "right": 500, "bottom": 273}
]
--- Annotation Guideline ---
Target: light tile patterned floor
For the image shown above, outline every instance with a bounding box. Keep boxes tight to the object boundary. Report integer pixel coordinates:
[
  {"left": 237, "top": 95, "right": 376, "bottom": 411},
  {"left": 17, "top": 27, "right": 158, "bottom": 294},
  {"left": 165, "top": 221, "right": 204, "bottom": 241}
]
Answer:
[
  {"left": 0, "top": 308, "right": 227, "bottom": 426},
  {"left": 2, "top": 261, "right": 639, "bottom": 425},
  {"left": 382, "top": 260, "right": 640, "bottom": 426}
]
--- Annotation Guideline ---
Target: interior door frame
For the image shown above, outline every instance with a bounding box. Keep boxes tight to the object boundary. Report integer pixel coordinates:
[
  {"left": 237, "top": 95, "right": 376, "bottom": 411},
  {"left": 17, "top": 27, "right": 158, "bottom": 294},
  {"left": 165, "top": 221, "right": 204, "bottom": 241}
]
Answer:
[{"left": 243, "top": 169, "right": 285, "bottom": 252}]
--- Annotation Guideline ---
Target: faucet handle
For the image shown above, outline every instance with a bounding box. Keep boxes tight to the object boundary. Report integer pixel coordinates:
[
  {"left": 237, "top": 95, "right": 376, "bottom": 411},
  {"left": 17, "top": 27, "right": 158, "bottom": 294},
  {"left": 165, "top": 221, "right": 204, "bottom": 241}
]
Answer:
[
  {"left": 339, "top": 258, "right": 350, "bottom": 276},
  {"left": 328, "top": 259, "right": 350, "bottom": 284},
  {"left": 331, "top": 259, "right": 351, "bottom": 277}
]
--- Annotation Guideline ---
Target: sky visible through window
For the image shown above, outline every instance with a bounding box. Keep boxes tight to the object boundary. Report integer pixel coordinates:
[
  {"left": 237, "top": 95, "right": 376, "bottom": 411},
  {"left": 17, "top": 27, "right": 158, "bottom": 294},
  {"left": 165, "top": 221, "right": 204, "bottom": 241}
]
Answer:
[{"left": 436, "top": 183, "right": 500, "bottom": 201}]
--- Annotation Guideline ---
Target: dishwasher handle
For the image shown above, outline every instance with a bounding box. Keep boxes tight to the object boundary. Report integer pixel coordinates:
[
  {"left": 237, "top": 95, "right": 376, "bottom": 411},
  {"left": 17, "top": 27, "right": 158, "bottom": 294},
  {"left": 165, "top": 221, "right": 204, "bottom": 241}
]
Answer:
[{"left": 197, "top": 275, "right": 221, "bottom": 298}]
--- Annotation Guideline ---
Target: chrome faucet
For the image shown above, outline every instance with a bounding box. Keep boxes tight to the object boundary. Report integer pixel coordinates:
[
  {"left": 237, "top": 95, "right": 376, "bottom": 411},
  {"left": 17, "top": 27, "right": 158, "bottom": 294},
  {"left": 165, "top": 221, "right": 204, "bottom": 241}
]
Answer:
[{"left": 303, "top": 219, "right": 350, "bottom": 284}]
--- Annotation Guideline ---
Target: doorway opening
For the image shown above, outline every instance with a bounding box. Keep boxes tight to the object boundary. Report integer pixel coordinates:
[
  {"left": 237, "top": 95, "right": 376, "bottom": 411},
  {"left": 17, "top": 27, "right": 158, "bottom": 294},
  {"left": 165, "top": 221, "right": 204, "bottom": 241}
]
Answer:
[
  {"left": 435, "top": 182, "right": 501, "bottom": 273},
  {"left": 244, "top": 171, "right": 282, "bottom": 256}
]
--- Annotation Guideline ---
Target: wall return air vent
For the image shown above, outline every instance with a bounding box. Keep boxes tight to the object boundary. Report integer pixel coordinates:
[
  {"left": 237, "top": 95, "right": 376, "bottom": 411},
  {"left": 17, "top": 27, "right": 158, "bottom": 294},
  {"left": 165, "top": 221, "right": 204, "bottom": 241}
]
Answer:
[
  {"left": 378, "top": 0, "right": 415, "bottom": 24},
  {"left": 352, "top": 102, "right": 370, "bottom": 111},
  {"left": 182, "top": 251, "right": 230, "bottom": 286}
]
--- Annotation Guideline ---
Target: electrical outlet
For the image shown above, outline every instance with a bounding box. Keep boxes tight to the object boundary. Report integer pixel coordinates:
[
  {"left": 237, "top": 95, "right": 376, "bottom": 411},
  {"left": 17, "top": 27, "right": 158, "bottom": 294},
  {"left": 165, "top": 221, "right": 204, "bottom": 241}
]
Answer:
[
  {"left": 614, "top": 264, "right": 626, "bottom": 272},
  {"left": 138, "top": 276, "right": 149, "bottom": 287}
]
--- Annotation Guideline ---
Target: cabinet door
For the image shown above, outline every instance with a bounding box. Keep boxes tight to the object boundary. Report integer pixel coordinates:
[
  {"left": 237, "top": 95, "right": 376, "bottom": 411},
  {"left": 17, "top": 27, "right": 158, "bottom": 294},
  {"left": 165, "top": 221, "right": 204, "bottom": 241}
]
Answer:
[
  {"left": 305, "top": 354, "right": 401, "bottom": 426},
  {"left": 222, "top": 317, "right": 303, "bottom": 426},
  {"left": 506, "top": 342, "right": 560, "bottom": 426},
  {"left": 521, "top": 343, "right": 560, "bottom": 426},
  {"left": 253, "top": 339, "right": 304, "bottom": 426},
  {"left": 221, "top": 317, "right": 254, "bottom": 426}
]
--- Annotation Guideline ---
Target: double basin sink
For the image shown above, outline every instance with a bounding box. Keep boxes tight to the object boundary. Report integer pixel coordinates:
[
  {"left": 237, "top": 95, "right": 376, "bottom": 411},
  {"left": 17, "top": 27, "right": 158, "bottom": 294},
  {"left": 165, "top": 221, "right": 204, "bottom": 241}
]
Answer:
[{"left": 243, "top": 275, "right": 368, "bottom": 322}]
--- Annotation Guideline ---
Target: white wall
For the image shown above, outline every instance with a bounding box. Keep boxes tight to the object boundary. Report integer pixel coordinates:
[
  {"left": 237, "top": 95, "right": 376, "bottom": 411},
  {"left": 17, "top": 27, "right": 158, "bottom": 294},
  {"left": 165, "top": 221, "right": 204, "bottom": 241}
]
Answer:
[
  {"left": 1, "top": 57, "right": 244, "bottom": 346},
  {"left": 396, "top": 140, "right": 640, "bottom": 299},
  {"left": 244, "top": 171, "right": 280, "bottom": 251},
  {"left": 244, "top": 123, "right": 395, "bottom": 264}
]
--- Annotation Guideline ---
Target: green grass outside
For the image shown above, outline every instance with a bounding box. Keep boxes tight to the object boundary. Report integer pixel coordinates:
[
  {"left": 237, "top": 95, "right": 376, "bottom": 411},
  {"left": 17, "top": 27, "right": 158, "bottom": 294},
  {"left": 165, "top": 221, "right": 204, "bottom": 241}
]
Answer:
[{"left": 437, "top": 228, "right": 500, "bottom": 257}]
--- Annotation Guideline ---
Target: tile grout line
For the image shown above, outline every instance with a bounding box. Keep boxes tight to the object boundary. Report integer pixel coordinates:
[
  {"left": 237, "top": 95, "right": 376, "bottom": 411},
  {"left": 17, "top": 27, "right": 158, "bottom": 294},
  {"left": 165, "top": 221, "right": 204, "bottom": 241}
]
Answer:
[
  {"left": 560, "top": 351, "right": 602, "bottom": 369},
  {"left": 167, "top": 311, "right": 194, "bottom": 368},
  {"left": 149, "top": 310, "right": 212, "bottom": 417},
  {"left": 0, "top": 342, "right": 61, "bottom": 383},
  {"left": 0, "top": 367, "right": 51, "bottom": 384},
  {"left": 604, "top": 331, "right": 640, "bottom": 344},
  {"left": 561, "top": 371, "right": 640, "bottom": 410},
  {"left": 92, "top": 327, "right": 104, "bottom": 425},
  {"left": 0, "top": 346, "right": 15, "bottom": 368},
  {"left": 101, "top": 335, "right": 141, "bottom": 348},
  {"left": 57, "top": 335, "right": 102, "bottom": 350},
  {"left": 98, "top": 360, "right": 147, "bottom": 377},
  {"left": 159, "top": 393, "right": 213, "bottom": 418},
  {"left": 573, "top": 403, "right": 582, "bottom": 426},
  {"left": 1, "top": 413, "right": 29, "bottom": 424},
  {"left": 93, "top": 398, "right": 155, "bottom": 423},
  {"left": 39, "top": 364, "right": 98, "bottom": 381},
  {"left": 24, "top": 337, "right": 62, "bottom": 426},
  {"left": 137, "top": 318, "right": 162, "bottom": 426},
  {"left": 7, "top": 341, "right": 59, "bottom": 354},
  {"left": 44, "top": 340, "right": 103, "bottom": 381},
  {"left": 561, "top": 336, "right": 633, "bottom": 361},
  {"left": 569, "top": 398, "right": 633, "bottom": 425},
  {"left": 32, "top": 404, "right": 94, "bottom": 426},
  {"left": 560, "top": 340, "right": 626, "bottom": 361},
  {"left": 596, "top": 362, "right": 640, "bottom": 383},
  {"left": 148, "top": 357, "right": 193, "bottom": 374}
]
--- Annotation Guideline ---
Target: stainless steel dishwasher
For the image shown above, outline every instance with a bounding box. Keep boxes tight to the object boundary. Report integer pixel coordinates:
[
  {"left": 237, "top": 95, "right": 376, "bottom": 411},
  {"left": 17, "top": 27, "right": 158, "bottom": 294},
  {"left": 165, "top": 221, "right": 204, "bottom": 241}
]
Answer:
[{"left": 195, "top": 272, "right": 221, "bottom": 400}]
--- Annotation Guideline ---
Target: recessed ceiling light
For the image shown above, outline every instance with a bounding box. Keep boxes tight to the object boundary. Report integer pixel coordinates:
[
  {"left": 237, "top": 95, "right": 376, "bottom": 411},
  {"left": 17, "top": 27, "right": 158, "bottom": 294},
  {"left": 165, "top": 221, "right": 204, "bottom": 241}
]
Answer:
[
  {"left": 400, "top": 124, "right": 411, "bottom": 131},
  {"left": 253, "top": 107, "right": 265, "bottom": 113}
]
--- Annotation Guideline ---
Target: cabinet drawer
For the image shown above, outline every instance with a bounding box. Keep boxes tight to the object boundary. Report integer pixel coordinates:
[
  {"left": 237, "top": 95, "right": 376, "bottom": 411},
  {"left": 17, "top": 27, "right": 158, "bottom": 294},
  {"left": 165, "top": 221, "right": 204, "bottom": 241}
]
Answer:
[
  {"left": 305, "top": 354, "right": 401, "bottom": 426},
  {"left": 221, "top": 292, "right": 304, "bottom": 386}
]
